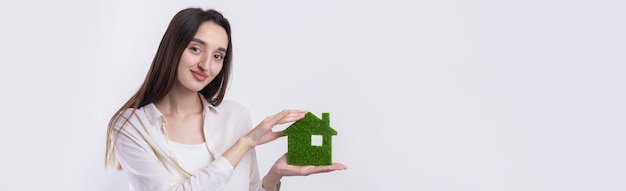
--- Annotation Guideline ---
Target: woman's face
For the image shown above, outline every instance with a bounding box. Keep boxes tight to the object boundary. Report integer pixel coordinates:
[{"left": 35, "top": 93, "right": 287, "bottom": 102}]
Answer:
[{"left": 175, "top": 21, "right": 228, "bottom": 92}]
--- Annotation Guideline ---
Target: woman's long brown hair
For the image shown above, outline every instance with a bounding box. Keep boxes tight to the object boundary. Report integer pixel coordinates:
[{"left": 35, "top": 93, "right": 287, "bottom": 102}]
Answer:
[{"left": 105, "top": 8, "right": 233, "bottom": 169}]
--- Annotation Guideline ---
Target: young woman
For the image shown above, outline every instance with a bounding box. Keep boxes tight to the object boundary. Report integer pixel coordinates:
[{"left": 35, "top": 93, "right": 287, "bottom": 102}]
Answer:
[{"left": 104, "top": 8, "right": 346, "bottom": 191}]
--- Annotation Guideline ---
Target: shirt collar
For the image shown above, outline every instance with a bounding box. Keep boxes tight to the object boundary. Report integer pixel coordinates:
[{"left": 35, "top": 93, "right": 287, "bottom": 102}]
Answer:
[
  {"left": 144, "top": 93, "right": 221, "bottom": 125},
  {"left": 199, "top": 93, "right": 220, "bottom": 113}
]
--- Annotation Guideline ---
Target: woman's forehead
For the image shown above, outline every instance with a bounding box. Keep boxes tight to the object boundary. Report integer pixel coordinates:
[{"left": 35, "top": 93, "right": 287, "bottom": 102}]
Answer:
[{"left": 192, "top": 21, "right": 228, "bottom": 49}]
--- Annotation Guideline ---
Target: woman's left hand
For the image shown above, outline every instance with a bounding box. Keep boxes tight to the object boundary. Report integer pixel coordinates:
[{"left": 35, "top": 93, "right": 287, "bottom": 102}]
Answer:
[{"left": 244, "top": 110, "right": 307, "bottom": 147}]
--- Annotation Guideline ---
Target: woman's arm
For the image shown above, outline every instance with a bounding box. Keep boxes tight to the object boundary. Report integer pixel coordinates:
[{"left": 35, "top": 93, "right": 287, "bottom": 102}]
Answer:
[
  {"left": 223, "top": 110, "right": 306, "bottom": 167},
  {"left": 116, "top": 110, "right": 305, "bottom": 191},
  {"left": 114, "top": 121, "right": 234, "bottom": 190},
  {"left": 262, "top": 168, "right": 282, "bottom": 191}
]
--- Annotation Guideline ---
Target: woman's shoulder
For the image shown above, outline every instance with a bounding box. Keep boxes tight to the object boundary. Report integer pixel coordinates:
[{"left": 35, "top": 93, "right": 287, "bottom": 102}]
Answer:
[
  {"left": 111, "top": 107, "right": 150, "bottom": 131},
  {"left": 216, "top": 100, "right": 251, "bottom": 118},
  {"left": 119, "top": 107, "right": 148, "bottom": 120},
  {"left": 217, "top": 100, "right": 248, "bottom": 111}
]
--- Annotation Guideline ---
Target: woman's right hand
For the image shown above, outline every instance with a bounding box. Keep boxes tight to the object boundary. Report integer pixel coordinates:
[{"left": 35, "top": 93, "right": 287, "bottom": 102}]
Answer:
[
  {"left": 262, "top": 153, "right": 348, "bottom": 191},
  {"left": 243, "top": 110, "right": 307, "bottom": 147},
  {"left": 272, "top": 153, "right": 347, "bottom": 176}
]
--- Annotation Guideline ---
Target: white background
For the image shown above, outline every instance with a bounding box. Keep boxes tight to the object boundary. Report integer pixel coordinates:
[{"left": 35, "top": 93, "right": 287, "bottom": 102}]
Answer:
[{"left": 1, "top": 0, "right": 624, "bottom": 190}]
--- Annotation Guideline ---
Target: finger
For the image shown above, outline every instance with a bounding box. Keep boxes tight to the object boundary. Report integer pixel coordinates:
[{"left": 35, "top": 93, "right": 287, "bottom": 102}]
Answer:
[
  {"left": 331, "top": 162, "right": 348, "bottom": 170},
  {"left": 267, "top": 131, "right": 285, "bottom": 141},
  {"left": 257, "top": 131, "right": 286, "bottom": 146},
  {"left": 276, "top": 112, "right": 307, "bottom": 124},
  {"left": 304, "top": 163, "right": 347, "bottom": 175},
  {"left": 282, "top": 110, "right": 308, "bottom": 114},
  {"left": 262, "top": 110, "right": 292, "bottom": 126},
  {"left": 279, "top": 110, "right": 307, "bottom": 117},
  {"left": 293, "top": 110, "right": 308, "bottom": 114},
  {"left": 303, "top": 166, "right": 335, "bottom": 175},
  {"left": 275, "top": 130, "right": 286, "bottom": 137}
]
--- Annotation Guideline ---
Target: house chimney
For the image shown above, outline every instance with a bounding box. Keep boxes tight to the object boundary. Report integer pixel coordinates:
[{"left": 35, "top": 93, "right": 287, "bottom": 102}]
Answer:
[{"left": 322, "top": 112, "right": 330, "bottom": 126}]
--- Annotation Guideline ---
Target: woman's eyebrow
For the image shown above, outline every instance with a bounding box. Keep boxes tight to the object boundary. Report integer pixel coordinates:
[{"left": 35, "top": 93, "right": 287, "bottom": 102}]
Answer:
[
  {"left": 191, "top": 38, "right": 227, "bottom": 52},
  {"left": 191, "top": 38, "right": 206, "bottom": 45}
]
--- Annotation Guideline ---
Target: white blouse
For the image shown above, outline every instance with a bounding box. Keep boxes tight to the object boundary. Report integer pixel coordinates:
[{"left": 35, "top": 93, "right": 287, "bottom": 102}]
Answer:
[{"left": 112, "top": 95, "right": 265, "bottom": 191}]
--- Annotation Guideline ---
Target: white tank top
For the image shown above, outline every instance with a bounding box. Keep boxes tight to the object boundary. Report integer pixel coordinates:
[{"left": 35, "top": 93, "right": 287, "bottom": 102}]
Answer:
[{"left": 168, "top": 140, "right": 213, "bottom": 173}]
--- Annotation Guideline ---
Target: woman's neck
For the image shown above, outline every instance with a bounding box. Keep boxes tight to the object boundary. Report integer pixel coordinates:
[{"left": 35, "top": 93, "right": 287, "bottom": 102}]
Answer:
[{"left": 155, "top": 85, "right": 203, "bottom": 116}]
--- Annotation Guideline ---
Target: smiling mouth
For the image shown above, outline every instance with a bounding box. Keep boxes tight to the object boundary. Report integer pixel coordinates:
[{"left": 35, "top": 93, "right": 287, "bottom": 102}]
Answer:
[{"left": 191, "top": 71, "right": 208, "bottom": 81}]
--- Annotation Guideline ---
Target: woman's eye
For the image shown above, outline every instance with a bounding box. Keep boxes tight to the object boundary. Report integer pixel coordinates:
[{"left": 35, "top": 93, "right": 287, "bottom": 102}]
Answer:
[
  {"left": 190, "top": 47, "right": 201, "bottom": 53},
  {"left": 214, "top": 54, "right": 223, "bottom": 60}
]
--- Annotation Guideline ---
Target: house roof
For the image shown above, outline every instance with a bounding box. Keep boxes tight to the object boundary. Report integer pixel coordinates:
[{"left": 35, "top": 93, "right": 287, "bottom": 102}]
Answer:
[{"left": 283, "top": 112, "right": 337, "bottom": 136}]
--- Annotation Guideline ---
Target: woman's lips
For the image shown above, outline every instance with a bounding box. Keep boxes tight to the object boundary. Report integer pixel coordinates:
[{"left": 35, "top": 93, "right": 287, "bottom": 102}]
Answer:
[{"left": 191, "top": 70, "right": 207, "bottom": 81}]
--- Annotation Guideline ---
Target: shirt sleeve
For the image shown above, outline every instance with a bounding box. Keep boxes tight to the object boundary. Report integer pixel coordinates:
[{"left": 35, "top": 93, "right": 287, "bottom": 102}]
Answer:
[
  {"left": 249, "top": 148, "right": 265, "bottom": 191},
  {"left": 114, "top": 113, "right": 234, "bottom": 191}
]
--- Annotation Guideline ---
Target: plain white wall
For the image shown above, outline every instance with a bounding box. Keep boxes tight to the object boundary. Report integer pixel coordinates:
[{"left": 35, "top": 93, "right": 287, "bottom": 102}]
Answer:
[{"left": 1, "top": 0, "right": 625, "bottom": 190}]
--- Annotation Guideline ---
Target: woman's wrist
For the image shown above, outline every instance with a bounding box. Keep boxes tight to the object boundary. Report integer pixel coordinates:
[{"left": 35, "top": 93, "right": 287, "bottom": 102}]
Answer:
[
  {"left": 262, "top": 166, "right": 283, "bottom": 191},
  {"left": 239, "top": 135, "right": 257, "bottom": 149},
  {"left": 222, "top": 137, "right": 256, "bottom": 167}
]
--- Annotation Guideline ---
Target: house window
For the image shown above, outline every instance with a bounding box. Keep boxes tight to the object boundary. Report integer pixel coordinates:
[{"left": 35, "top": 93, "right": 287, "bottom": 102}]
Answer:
[{"left": 311, "top": 135, "right": 323, "bottom": 146}]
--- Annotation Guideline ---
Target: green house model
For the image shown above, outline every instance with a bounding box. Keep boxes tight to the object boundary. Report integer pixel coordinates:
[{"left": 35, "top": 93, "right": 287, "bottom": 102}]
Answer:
[{"left": 283, "top": 112, "right": 337, "bottom": 166}]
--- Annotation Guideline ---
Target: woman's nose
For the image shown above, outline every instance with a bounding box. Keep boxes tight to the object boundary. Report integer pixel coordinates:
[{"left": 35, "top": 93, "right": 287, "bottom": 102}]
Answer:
[{"left": 199, "top": 55, "right": 211, "bottom": 72}]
